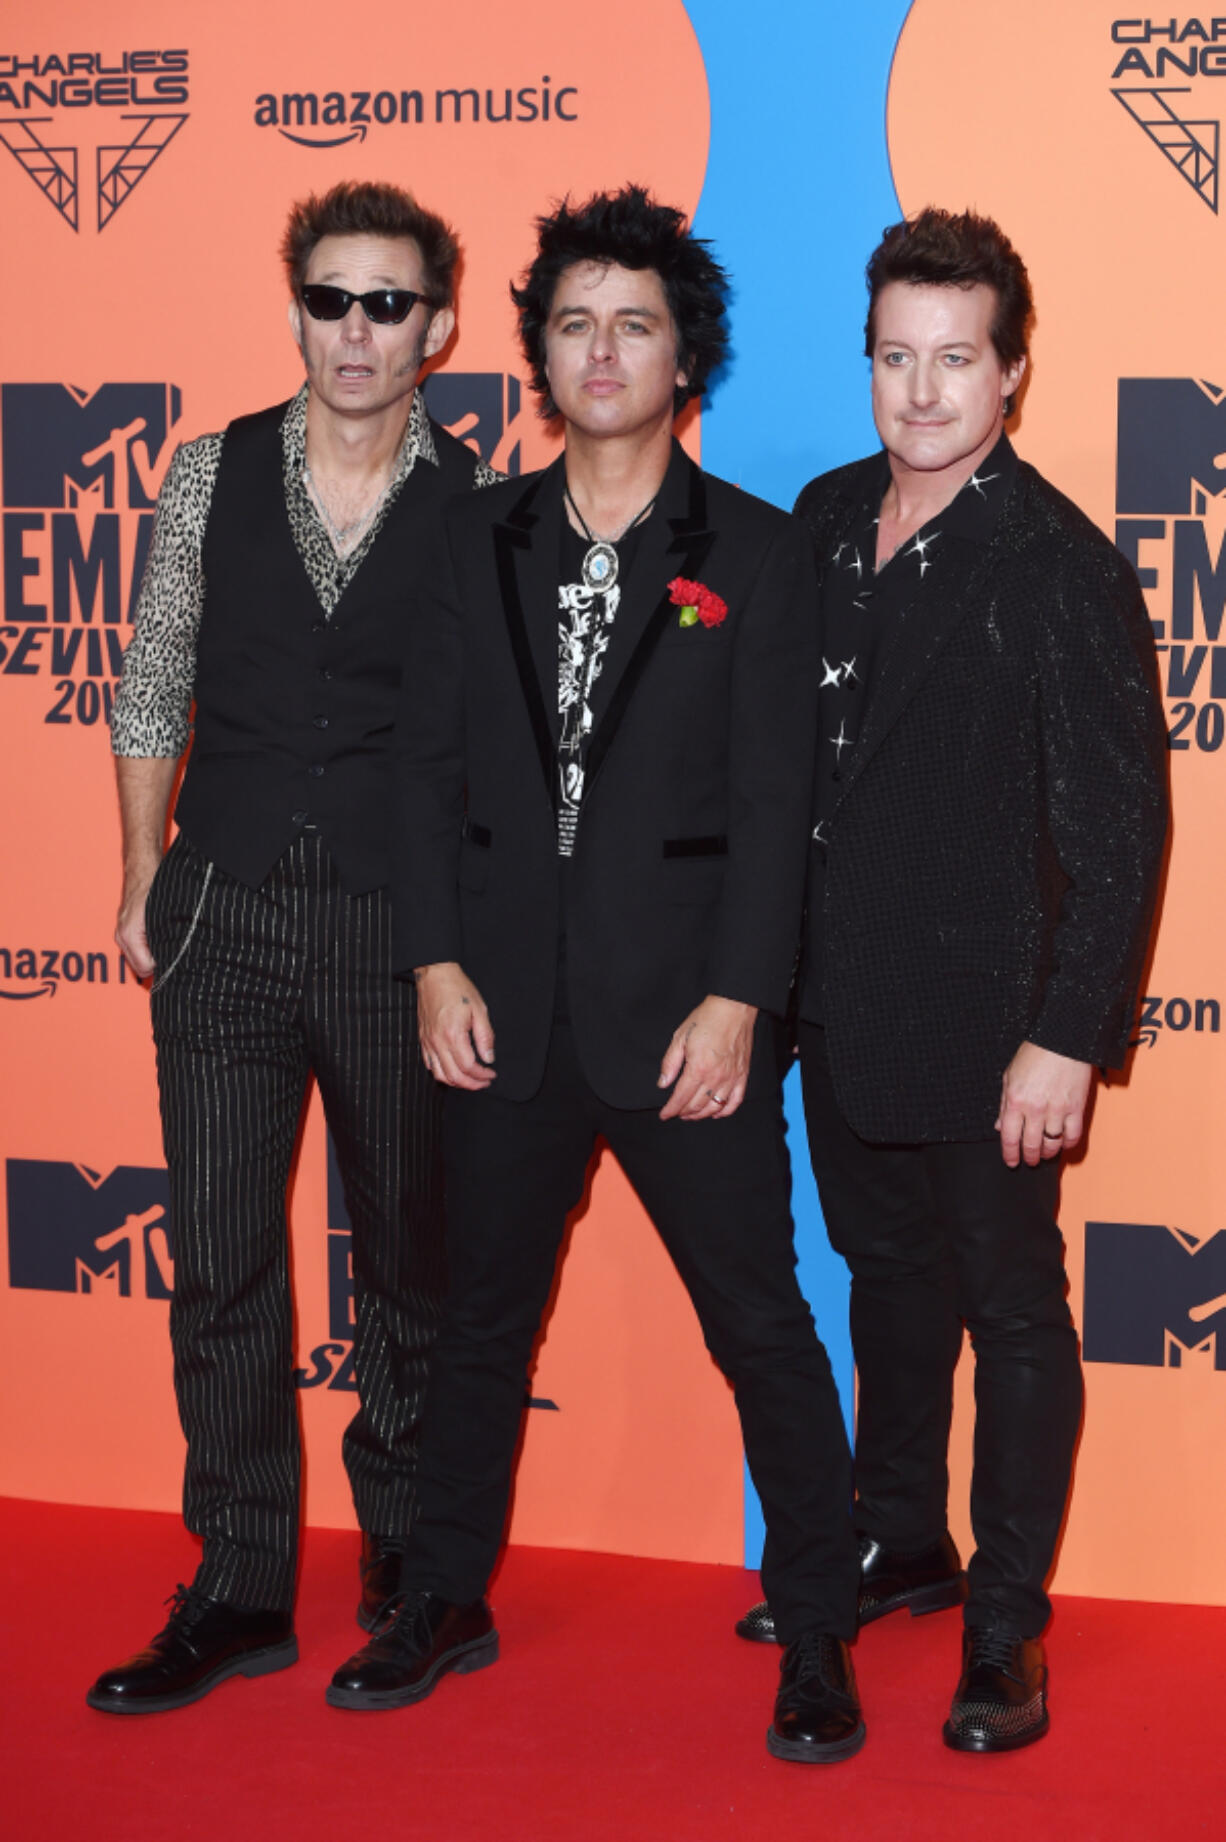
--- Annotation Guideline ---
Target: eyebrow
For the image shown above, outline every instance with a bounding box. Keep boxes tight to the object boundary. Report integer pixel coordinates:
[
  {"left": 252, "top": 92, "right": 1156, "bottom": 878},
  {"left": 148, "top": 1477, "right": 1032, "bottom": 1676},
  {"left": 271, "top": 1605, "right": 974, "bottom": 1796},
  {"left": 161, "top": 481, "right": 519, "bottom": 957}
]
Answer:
[
  {"left": 879, "top": 338, "right": 979, "bottom": 352},
  {"left": 550, "top": 301, "right": 663, "bottom": 321},
  {"left": 314, "top": 272, "right": 415, "bottom": 289}
]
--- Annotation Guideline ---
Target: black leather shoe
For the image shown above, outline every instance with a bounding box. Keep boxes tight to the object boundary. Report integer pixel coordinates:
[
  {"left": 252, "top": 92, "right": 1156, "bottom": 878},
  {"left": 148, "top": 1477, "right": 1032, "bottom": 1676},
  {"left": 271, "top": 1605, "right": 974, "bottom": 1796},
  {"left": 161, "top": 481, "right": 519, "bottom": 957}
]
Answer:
[
  {"left": 943, "top": 1626, "right": 1049, "bottom": 1752},
  {"left": 767, "top": 1630, "right": 866, "bottom": 1763},
  {"left": 357, "top": 1533, "right": 406, "bottom": 1632},
  {"left": 86, "top": 1585, "right": 297, "bottom": 1714},
  {"left": 327, "top": 1589, "right": 498, "bottom": 1710},
  {"left": 736, "top": 1529, "right": 967, "bottom": 1643}
]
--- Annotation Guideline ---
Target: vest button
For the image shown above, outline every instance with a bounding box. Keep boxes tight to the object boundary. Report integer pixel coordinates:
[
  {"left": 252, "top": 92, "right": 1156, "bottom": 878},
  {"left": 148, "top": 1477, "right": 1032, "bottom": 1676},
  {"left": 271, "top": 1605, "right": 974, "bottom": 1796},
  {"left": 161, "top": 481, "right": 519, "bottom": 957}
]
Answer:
[
  {"left": 291, "top": 810, "right": 308, "bottom": 825},
  {"left": 311, "top": 621, "right": 325, "bottom": 635},
  {"left": 313, "top": 714, "right": 329, "bottom": 729},
  {"left": 309, "top": 764, "right": 324, "bottom": 778},
  {"left": 320, "top": 667, "right": 333, "bottom": 681}
]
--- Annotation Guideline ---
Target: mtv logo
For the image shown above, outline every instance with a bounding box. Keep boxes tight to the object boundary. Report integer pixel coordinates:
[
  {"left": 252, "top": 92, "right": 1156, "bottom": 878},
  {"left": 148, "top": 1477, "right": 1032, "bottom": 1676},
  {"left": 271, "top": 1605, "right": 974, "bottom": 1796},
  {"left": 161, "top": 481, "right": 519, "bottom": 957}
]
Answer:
[
  {"left": 6, "top": 1159, "right": 173, "bottom": 1298},
  {"left": 1083, "top": 1221, "right": 1226, "bottom": 1371},
  {"left": 1, "top": 382, "right": 181, "bottom": 510},
  {"left": 422, "top": 372, "right": 523, "bottom": 476},
  {"left": 1116, "top": 378, "right": 1226, "bottom": 515}
]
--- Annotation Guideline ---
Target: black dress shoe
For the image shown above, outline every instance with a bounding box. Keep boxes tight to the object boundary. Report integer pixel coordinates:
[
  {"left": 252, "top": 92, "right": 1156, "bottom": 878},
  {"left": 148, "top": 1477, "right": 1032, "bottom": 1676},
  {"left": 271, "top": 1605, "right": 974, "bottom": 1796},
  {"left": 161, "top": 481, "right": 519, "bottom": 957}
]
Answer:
[
  {"left": 357, "top": 1533, "right": 406, "bottom": 1632},
  {"left": 943, "top": 1626, "right": 1049, "bottom": 1752},
  {"left": 327, "top": 1589, "right": 498, "bottom": 1710},
  {"left": 86, "top": 1585, "right": 297, "bottom": 1714},
  {"left": 766, "top": 1630, "right": 866, "bottom": 1763},
  {"left": 736, "top": 1529, "right": 967, "bottom": 1644}
]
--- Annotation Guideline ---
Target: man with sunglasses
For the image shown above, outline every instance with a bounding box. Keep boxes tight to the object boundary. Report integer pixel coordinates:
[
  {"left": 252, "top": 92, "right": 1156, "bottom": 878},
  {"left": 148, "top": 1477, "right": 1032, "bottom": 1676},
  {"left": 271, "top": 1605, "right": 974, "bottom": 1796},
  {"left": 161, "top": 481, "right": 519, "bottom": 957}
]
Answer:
[{"left": 91, "top": 181, "right": 496, "bottom": 1715}]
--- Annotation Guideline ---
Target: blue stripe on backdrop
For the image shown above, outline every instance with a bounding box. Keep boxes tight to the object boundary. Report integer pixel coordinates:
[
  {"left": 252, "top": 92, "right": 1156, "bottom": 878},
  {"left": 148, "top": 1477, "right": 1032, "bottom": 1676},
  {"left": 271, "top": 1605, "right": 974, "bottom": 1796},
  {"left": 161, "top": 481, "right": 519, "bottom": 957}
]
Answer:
[{"left": 682, "top": 0, "right": 911, "bottom": 1571}]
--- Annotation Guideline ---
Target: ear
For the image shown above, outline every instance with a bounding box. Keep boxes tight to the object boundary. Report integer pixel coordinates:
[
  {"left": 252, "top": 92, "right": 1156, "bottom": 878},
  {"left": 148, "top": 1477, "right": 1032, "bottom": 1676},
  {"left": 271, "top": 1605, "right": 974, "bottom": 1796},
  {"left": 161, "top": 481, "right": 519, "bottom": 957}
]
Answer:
[
  {"left": 422, "top": 304, "right": 456, "bottom": 361},
  {"left": 1002, "top": 353, "right": 1026, "bottom": 407},
  {"left": 288, "top": 296, "right": 304, "bottom": 352}
]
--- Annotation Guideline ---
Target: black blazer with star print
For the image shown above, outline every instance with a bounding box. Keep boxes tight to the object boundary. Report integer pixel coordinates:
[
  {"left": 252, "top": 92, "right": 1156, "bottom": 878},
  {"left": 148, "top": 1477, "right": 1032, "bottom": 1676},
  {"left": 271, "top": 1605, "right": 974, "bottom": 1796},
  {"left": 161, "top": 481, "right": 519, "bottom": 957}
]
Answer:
[
  {"left": 795, "top": 447, "right": 1169, "bottom": 1144},
  {"left": 389, "top": 441, "right": 819, "bottom": 1107}
]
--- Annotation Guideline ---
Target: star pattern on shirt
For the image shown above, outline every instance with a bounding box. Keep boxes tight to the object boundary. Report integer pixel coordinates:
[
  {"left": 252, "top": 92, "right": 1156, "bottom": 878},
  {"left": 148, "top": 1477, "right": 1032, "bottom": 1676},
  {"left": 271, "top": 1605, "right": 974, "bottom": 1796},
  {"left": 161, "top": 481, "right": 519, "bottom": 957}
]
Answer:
[
  {"left": 820, "top": 657, "right": 842, "bottom": 688},
  {"left": 904, "top": 529, "right": 940, "bottom": 577},
  {"left": 967, "top": 469, "right": 1000, "bottom": 499},
  {"left": 830, "top": 719, "right": 852, "bottom": 761}
]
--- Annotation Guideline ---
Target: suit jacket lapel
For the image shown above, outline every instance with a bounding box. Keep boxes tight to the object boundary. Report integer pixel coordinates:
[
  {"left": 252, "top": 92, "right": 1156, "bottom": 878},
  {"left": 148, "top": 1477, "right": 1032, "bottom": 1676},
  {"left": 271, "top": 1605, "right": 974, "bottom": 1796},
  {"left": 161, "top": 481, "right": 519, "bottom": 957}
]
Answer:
[
  {"left": 584, "top": 443, "right": 714, "bottom": 797},
  {"left": 492, "top": 457, "right": 565, "bottom": 803}
]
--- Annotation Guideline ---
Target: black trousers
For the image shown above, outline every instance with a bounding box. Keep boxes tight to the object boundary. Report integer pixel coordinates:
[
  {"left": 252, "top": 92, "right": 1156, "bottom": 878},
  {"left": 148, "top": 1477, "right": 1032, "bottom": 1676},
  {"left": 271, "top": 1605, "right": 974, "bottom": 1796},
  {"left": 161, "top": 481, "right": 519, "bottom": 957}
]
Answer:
[
  {"left": 147, "top": 833, "right": 446, "bottom": 1611},
  {"left": 799, "top": 1023, "right": 1083, "bottom": 1636},
  {"left": 403, "top": 1022, "right": 860, "bottom": 1644}
]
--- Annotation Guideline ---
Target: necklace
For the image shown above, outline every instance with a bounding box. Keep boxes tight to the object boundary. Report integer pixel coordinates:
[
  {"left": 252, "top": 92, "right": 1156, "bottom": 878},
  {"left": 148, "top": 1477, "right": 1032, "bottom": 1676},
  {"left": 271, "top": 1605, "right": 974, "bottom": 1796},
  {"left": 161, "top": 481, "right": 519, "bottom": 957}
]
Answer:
[
  {"left": 564, "top": 484, "right": 656, "bottom": 594},
  {"left": 302, "top": 459, "right": 393, "bottom": 555}
]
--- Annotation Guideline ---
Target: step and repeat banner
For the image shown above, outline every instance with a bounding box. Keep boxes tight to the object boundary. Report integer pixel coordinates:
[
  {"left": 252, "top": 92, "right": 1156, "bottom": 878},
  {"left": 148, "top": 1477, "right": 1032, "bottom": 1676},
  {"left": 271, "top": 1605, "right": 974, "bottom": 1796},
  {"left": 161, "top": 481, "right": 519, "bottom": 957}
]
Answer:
[{"left": 1, "top": 0, "right": 1223, "bottom": 1605}]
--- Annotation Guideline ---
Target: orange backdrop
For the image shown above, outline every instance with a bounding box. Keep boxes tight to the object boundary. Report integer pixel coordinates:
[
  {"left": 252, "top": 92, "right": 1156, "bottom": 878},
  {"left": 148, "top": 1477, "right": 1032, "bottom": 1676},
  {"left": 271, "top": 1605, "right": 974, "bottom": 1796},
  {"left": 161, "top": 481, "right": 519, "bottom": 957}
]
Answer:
[
  {"left": 0, "top": 0, "right": 743, "bottom": 1569},
  {"left": 3, "top": 0, "right": 1225, "bottom": 1609},
  {"left": 890, "top": 0, "right": 1226, "bottom": 1605}
]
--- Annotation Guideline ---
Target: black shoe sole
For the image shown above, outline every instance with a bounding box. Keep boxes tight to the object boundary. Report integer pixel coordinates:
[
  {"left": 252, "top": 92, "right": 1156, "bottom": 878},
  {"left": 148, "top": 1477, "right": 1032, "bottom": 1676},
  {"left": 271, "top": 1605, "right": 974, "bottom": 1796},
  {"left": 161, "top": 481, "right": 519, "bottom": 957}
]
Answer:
[
  {"left": 85, "top": 1637, "right": 299, "bottom": 1714},
  {"left": 325, "top": 1630, "right": 499, "bottom": 1710},
  {"left": 942, "top": 1711, "right": 1050, "bottom": 1754},
  {"left": 861, "top": 1574, "right": 968, "bottom": 1627},
  {"left": 736, "top": 1575, "right": 967, "bottom": 1646},
  {"left": 766, "top": 1721, "right": 867, "bottom": 1764}
]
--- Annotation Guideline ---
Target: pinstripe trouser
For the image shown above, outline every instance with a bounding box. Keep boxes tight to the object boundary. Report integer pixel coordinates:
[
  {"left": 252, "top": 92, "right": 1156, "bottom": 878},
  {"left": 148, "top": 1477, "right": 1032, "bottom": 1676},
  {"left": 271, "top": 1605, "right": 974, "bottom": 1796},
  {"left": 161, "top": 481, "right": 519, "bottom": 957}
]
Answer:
[{"left": 146, "top": 831, "right": 445, "bottom": 1611}]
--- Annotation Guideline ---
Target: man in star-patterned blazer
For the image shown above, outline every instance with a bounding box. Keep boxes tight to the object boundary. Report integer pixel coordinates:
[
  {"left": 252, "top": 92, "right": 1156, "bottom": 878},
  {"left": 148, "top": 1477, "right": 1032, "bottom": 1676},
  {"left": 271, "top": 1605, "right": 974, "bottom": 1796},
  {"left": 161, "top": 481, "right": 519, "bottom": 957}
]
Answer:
[{"left": 735, "top": 208, "right": 1168, "bottom": 1753}]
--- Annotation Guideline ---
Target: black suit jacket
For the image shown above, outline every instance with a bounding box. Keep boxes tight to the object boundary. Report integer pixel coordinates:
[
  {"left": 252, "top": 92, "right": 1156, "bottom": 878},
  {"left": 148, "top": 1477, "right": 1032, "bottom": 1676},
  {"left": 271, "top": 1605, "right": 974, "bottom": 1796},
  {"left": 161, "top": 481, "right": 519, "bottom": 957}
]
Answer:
[
  {"left": 390, "top": 442, "right": 819, "bottom": 1107},
  {"left": 796, "top": 448, "right": 1169, "bottom": 1143}
]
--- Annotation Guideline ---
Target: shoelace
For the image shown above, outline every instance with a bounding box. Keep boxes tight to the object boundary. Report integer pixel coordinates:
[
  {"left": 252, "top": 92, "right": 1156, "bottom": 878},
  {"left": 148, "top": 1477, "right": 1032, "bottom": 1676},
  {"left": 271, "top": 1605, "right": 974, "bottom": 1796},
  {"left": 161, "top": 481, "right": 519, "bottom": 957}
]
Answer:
[
  {"left": 152, "top": 1583, "right": 211, "bottom": 1649},
  {"left": 787, "top": 1631, "right": 843, "bottom": 1686},
  {"left": 371, "top": 1589, "right": 435, "bottom": 1654},
  {"left": 967, "top": 1626, "right": 1024, "bottom": 1677}
]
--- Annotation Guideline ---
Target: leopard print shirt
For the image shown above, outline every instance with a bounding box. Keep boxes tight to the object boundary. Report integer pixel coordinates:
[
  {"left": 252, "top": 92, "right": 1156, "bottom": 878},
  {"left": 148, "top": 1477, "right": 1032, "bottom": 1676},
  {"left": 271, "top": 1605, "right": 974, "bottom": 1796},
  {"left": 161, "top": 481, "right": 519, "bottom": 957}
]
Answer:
[{"left": 111, "top": 385, "right": 499, "bottom": 757}]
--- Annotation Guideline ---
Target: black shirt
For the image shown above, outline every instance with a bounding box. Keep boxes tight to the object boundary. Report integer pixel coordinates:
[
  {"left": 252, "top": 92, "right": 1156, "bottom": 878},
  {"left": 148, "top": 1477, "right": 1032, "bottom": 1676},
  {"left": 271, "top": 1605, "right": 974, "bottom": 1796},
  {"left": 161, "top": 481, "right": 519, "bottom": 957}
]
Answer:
[{"left": 806, "top": 434, "right": 1019, "bottom": 1007}]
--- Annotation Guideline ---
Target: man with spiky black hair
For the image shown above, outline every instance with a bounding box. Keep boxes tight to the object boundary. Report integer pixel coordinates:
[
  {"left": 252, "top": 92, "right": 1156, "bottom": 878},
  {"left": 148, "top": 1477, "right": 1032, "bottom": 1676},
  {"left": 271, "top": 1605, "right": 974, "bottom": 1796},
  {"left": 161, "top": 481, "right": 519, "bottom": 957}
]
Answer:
[{"left": 329, "top": 187, "right": 865, "bottom": 1765}]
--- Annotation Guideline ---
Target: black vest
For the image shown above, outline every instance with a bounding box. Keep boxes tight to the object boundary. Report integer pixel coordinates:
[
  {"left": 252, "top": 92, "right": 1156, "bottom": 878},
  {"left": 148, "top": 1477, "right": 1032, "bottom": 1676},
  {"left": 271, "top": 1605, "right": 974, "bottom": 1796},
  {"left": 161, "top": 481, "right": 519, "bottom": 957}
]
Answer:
[{"left": 175, "top": 399, "right": 479, "bottom": 891}]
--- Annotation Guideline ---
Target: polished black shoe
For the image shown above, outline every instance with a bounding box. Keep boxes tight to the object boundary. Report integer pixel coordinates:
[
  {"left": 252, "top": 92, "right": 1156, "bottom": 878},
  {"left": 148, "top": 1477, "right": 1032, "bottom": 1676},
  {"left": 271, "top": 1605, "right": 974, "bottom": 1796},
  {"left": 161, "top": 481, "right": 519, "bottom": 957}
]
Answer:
[
  {"left": 357, "top": 1533, "right": 406, "bottom": 1633},
  {"left": 86, "top": 1585, "right": 297, "bottom": 1714},
  {"left": 943, "top": 1626, "right": 1049, "bottom": 1753},
  {"left": 327, "top": 1589, "right": 498, "bottom": 1710},
  {"left": 767, "top": 1630, "right": 866, "bottom": 1763},
  {"left": 736, "top": 1529, "right": 967, "bottom": 1644}
]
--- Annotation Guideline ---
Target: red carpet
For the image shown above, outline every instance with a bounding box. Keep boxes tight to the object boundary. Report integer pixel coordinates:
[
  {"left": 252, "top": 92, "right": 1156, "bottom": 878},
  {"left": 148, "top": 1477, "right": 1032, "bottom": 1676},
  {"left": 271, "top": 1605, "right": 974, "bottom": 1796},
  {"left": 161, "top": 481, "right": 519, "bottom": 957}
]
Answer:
[{"left": 2, "top": 1497, "right": 1222, "bottom": 1842}]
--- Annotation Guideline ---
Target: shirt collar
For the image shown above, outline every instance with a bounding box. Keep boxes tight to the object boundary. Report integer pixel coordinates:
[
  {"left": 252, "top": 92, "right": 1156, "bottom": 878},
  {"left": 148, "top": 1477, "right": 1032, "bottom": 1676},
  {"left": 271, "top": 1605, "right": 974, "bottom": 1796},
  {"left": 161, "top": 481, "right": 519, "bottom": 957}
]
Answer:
[{"left": 280, "top": 383, "right": 440, "bottom": 482}]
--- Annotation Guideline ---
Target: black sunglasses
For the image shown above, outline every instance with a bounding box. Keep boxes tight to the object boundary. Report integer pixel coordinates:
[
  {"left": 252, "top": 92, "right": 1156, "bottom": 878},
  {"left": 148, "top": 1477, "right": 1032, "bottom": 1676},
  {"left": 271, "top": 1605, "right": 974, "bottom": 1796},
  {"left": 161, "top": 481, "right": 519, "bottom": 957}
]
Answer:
[{"left": 299, "top": 283, "right": 429, "bottom": 325}]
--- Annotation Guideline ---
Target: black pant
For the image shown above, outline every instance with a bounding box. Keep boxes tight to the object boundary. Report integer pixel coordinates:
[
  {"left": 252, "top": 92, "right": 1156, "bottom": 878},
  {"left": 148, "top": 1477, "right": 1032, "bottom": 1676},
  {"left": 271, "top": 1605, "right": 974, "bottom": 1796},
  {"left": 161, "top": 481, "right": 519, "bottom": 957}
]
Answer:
[
  {"left": 403, "top": 1022, "right": 859, "bottom": 1643},
  {"left": 800, "top": 1023, "right": 1082, "bottom": 1636},
  {"left": 147, "top": 833, "right": 446, "bottom": 1611}
]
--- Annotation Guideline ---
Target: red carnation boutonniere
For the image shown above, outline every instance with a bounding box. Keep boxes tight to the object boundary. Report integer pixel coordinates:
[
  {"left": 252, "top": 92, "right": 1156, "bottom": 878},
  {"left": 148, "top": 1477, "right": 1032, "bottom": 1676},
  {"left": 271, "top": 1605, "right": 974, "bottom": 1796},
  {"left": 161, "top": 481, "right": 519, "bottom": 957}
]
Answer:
[{"left": 668, "top": 576, "right": 728, "bottom": 630}]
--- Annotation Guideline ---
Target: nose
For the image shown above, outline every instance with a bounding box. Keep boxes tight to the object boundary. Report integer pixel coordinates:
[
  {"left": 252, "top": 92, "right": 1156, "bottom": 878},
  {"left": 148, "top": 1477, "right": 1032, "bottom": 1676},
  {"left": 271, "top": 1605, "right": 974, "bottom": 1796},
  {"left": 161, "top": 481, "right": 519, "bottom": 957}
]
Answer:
[
  {"left": 339, "top": 301, "right": 371, "bottom": 344},
  {"left": 586, "top": 320, "right": 615, "bottom": 365},
  {"left": 910, "top": 359, "right": 940, "bottom": 407}
]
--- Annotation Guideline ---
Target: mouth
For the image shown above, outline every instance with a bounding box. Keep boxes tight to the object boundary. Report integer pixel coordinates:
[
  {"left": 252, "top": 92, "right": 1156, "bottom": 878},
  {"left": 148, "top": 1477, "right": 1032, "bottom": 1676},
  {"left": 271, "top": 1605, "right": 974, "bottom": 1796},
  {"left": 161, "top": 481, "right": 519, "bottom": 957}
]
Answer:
[
  {"left": 337, "top": 364, "right": 375, "bottom": 380},
  {"left": 583, "top": 378, "right": 624, "bottom": 396}
]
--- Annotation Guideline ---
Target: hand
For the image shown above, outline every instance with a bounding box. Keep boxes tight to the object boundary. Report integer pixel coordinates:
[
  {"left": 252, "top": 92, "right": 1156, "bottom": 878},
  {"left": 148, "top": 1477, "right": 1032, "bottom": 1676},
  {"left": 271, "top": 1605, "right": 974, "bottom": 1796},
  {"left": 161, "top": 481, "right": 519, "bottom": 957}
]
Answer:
[
  {"left": 415, "top": 962, "right": 495, "bottom": 1090},
  {"left": 657, "top": 996, "right": 757, "bottom": 1121},
  {"left": 115, "top": 872, "right": 158, "bottom": 979},
  {"left": 996, "top": 1041, "right": 1093, "bottom": 1168}
]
